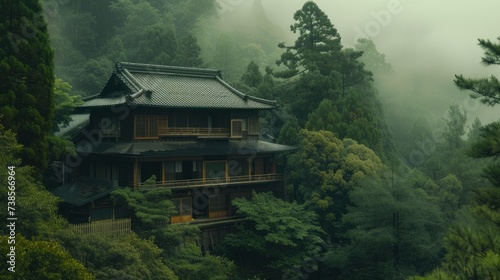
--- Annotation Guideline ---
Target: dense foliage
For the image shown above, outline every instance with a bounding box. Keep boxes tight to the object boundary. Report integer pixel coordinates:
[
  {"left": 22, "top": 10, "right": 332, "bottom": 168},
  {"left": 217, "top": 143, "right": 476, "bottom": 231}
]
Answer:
[
  {"left": 2, "top": 0, "right": 499, "bottom": 279},
  {"left": 221, "top": 192, "right": 325, "bottom": 279},
  {"left": 416, "top": 36, "right": 500, "bottom": 280},
  {"left": 0, "top": 0, "right": 55, "bottom": 169}
]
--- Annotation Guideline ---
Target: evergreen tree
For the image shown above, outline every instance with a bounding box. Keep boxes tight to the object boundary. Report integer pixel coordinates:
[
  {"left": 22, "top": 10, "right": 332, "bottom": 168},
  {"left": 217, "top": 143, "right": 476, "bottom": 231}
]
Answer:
[
  {"left": 328, "top": 177, "right": 444, "bottom": 280},
  {"left": 221, "top": 192, "right": 325, "bottom": 279},
  {"left": 443, "top": 104, "right": 467, "bottom": 149},
  {"left": 0, "top": 0, "right": 55, "bottom": 169},
  {"left": 52, "top": 77, "right": 83, "bottom": 132},
  {"left": 418, "top": 36, "right": 500, "bottom": 280},
  {"left": 455, "top": 38, "right": 500, "bottom": 106},
  {"left": 173, "top": 33, "right": 203, "bottom": 67},
  {"left": 275, "top": 1, "right": 342, "bottom": 78},
  {"left": 241, "top": 60, "right": 263, "bottom": 88},
  {"left": 355, "top": 38, "right": 393, "bottom": 76}
]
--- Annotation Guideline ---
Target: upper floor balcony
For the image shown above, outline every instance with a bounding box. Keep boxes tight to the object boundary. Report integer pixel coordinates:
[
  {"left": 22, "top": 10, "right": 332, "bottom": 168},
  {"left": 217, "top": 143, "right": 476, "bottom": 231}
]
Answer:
[
  {"left": 134, "top": 157, "right": 280, "bottom": 190},
  {"left": 138, "top": 173, "right": 283, "bottom": 189}
]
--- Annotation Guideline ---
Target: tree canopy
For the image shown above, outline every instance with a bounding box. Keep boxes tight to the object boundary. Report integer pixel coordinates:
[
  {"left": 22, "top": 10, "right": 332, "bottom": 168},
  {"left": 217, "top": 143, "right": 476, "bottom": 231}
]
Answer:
[
  {"left": 221, "top": 192, "right": 325, "bottom": 279},
  {"left": 418, "top": 36, "right": 500, "bottom": 280},
  {"left": 0, "top": 0, "right": 55, "bottom": 169}
]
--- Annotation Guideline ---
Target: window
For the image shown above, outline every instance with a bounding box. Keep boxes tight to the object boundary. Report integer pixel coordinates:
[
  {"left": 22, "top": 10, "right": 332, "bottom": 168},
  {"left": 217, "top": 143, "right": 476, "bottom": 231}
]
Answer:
[
  {"left": 248, "top": 117, "right": 259, "bottom": 135},
  {"left": 264, "top": 157, "right": 275, "bottom": 174},
  {"left": 158, "top": 115, "right": 168, "bottom": 135},
  {"left": 205, "top": 161, "right": 226, "bottom": 179},
  {"left": 228, "top": 159, "right": 248, "bottom": 177},
  {"left": 231, "top": 119, "right": 242, "bottom": 138},
  {"left": 209, "top": 194, "right": 229, "bottom": 218},
  {"left": 172, "top": 197, "right": 192, "bottom": 216},
  {"left": 175, "top": 161, "right": 182, "bottom": 172},
  {"left": 135, "top": 115, "right": 158, "bottom": 139},
  {"left": 241, "top": 118, "right": 247, "bottom": 131},
  {"left": 100, "top": 117, "right": 118, "bottom": 130},
  {"left": 165, "top": 161, "right": 183, "bottom": 180}
]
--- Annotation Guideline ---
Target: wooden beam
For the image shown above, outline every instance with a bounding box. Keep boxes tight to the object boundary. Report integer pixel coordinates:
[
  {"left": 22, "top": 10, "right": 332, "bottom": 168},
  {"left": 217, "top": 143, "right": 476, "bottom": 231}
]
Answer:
[
  {"left": 162, "top": 160, "right": 165, "bottom": 184},
  {"left": 133, "top": 158, "right": 138, "bottom": 190},
  {"left": 225, "top": 160, "right": 229, "bottom": 182}
]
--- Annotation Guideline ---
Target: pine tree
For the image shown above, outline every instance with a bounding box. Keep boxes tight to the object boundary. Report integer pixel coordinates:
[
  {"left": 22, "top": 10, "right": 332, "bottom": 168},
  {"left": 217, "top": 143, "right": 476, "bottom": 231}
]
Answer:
[
  {"left": 173, "top": 33, "right": 203, "bottom": 67},
  {"left": 417, "top": 36, "right": 500, "bottom": 280},
  {"left": 241, "top": 60, "right": 263, "bottom": 88},
  {"left": 275, "top": 1, "right": 342, "bottom": 78},
  {"left": 0, "top": 0, "right": 55, "bottom": 169}
]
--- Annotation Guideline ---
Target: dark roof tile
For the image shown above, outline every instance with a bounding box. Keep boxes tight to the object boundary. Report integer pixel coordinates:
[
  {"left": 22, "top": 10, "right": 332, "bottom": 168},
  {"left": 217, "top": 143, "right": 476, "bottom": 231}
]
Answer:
[{"left": 80, "top": 62, "right": 277, "bottom": 109}]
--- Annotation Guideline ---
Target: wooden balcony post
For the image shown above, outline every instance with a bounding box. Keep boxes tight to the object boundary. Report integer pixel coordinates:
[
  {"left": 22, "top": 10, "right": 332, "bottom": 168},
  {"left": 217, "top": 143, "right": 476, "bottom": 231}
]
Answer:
[{"left": 133, "top": 158, "right": 138, "bottom": 190}]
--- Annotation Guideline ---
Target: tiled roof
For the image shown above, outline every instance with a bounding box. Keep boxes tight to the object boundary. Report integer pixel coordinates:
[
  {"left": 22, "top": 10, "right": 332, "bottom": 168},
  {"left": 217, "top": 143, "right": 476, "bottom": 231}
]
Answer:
[
  {"left": 52, "top": 177, "right": 118, "bottom": 206},
  {"left": 81, "top": 62, "right": 277, "bottom": 109},
  {"left": 54, "top": 113, "right": 90, "bottom": 137},
  {"left": 76, "top": 140, "right": 298, "bottom": 157}
]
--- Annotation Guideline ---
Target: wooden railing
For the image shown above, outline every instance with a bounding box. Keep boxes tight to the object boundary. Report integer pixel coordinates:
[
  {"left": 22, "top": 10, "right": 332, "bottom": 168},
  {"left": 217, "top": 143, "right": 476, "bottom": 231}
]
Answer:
[
  {"left": 139, "top": 173, "right": 283, "bottom": 189},
  {"left": 99, "top": 129, "right": 120, "bottom": 141},
  {"left": 70, "top": 218, "right": 131, "bottom": 236},
  {"left": 158, "top": 127, "right": 229, "bottom": 136}
]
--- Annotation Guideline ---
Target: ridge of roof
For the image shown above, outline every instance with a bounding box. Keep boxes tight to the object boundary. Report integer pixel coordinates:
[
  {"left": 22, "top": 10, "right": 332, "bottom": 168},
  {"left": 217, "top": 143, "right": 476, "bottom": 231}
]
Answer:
[
  {"left": 81, "top": 62, "right": 278, "bottom": 109},
  {"left": 215, "top": 76, "right": 278, "bottom": 107},
  {"left": 121, "top": 68, "right": 146, "bottom": 92},
  {"left": 116, "top": 62, "right": 221, "bottom": 78}
]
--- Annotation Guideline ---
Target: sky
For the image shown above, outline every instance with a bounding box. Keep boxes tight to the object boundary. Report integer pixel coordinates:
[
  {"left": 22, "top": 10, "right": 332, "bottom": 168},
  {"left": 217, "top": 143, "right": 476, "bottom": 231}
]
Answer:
[
  {"left": 255, "top": 0, "right": 500, "bottom": 124},
  {"left": 261, "top": 0, "right": 499, "bottom": 74}
]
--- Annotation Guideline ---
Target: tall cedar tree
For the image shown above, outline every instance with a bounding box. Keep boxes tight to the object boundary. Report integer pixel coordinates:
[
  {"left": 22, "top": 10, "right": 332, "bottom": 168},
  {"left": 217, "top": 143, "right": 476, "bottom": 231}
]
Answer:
[
  {"left": 0, "top": 0, "right": 54, "bottom": 169},
  {"left": 275, "top": 1, "right": 342, "bottom": 78}
]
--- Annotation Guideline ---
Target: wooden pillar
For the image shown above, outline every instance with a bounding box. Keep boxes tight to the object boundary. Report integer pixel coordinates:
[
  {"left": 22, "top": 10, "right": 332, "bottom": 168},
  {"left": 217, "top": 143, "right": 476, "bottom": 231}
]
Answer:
[
  {"left": 133, "top": 158, "right": 138, "bottom": 189},
  {"left": 248, "top": 158, "right": 252, "bottom": 177},
  {"left": 225, "top": 160, "right": 229, "bottom": 182},
  {"left": 202, "top": 160, "right": 206, "bottom": 183},
  {"left": 162, "top": 161, "right": 165, "bottom": 183},
  {"left": 272, "top": 156, "right": 276, "bottom": 173}
]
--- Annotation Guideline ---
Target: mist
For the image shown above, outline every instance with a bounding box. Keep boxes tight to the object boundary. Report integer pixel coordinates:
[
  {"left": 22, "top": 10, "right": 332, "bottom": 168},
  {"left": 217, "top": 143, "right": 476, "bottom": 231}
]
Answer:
[
  {"left": 6, "top": 1, "right": 500, "bottom": 278},
  {"left": 256, "top": 0, "right": 500, "bottom": 128}
]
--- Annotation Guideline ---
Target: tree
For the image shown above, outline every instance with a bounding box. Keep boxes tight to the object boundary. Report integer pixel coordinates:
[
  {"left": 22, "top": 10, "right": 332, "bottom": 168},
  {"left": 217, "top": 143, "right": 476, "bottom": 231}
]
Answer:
[
  {"left": 172, "top": 33, "right": 203, "bottom": 67},
  {"left": 221, "top": 192, "right": 325, "bottom": 279},
  {"left": 212, "top": 33, "right": 241, "bottom": 82},
  {"left": 0, "top": 124, "right": 66, "bottom": 238},
  {"left": 52, "top": 77, "right": 83, "bottom": 132},
  {"left": 454, "top": 36, "right": 500, "bottom": 224},
  {"left": 0, "top": 234, "right": 94, "bottom": 279},
  {"left": 418, "top": 36, "right": 500, "bottom": 280},
  {"left": 443, "top": 104, "right": 467, "bottom": 148},
  {"left": 275, "top": 1, "right": 342, "bottom": 78},
  {"left": 355, "top": 38, "right": 393, "bottom": 76},
  {"left": 58, "top": 232, "right": 178, "bottom": 279},
  {"left": 165, "top": 236, "right": 236, "bottom": 280},
  {"left": 305, "top": 98, "right": 341, "bottom": 132},
  {"left": 241, "top": 60, "right": 263, "bottom": 88},
  {"left": 454, "top": 38, "right": 500, "bottom": 106},
  {"left": 289, "top": 130, "right": 386, "bottom": 234},
  {"left": 327, "top": 177, "right": 444, "bottom": 280},
  {"left": 0, "top": 0, "right": 55, "bottom": 169},
  {"left": 111, "top": 181, "right": 175, "bottom": 234}
]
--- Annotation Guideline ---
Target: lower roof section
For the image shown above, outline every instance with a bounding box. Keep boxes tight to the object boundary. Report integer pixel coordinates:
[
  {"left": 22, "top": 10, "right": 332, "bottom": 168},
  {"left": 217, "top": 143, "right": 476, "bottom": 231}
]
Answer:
[
  {"left": 52, "top": 177, "right": 118, "bottom": 206},
  {"left": 55, "top": 113, "right": 90, "bottom": 138},
  {"left": 77, "top": 140, "right": 297, "bottom": 157}
]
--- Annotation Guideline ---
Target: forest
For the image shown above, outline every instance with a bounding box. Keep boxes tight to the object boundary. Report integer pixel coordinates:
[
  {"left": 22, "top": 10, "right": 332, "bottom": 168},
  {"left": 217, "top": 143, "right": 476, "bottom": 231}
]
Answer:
[{"left": 1, "top": 0, "right": 500, "bottom": 279}]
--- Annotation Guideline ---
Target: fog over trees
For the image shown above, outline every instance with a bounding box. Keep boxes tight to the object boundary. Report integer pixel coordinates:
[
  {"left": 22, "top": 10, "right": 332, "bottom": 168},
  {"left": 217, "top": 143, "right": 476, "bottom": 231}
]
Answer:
[{"left": 1, "top": 0, "right": 500, "bottom": 279}]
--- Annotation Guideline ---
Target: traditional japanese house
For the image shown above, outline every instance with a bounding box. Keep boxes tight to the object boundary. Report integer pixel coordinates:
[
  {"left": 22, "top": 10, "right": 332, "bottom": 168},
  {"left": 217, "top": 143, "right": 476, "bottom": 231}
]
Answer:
[{"left": 52, "top": 62, "right": 296, "bottom": 242}]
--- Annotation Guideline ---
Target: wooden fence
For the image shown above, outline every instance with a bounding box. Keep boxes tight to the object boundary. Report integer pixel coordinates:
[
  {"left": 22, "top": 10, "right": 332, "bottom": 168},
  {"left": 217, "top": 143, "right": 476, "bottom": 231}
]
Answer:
[{"left": 70, "top": 218, "right": 131, "bottom": 236}]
